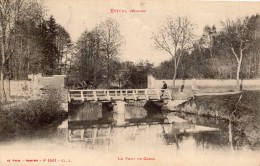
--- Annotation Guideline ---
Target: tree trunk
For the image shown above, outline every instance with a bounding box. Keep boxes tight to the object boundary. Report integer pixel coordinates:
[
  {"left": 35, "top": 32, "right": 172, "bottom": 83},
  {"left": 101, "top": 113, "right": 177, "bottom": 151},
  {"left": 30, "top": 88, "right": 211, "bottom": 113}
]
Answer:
[
  {"left": 228, "top": 118, "right": 234, "bottom": 150},
  {"left": 236, "top": 61, "right": 241, "bottom": 90},
  {"left": 0, "top": 69, "right": 6, "bottom": 102},
  {"left": 172, "top": 59, "right": 177, "bottom": 88},
  {"left": 0, "top": 26, "right": 7, "bottom": 102},
  {"left": 236, "top": 53, "right": 243, "bottom": 91},
  {"left": 173, "top": 69, "right": 177, "bottom": 88},
  {"left": 107, "top": 53, "right": 110, "bottom": 88},
  {"left": 209, "top": 47, "right": 213, "bottom": 58}
]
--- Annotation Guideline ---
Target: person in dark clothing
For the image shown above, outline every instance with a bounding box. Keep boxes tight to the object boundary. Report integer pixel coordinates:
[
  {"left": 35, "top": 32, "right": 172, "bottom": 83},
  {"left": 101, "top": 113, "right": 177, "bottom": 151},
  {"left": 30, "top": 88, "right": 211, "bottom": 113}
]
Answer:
[{"left": 161, "top": 81, "right": 167, "bottom": 96}]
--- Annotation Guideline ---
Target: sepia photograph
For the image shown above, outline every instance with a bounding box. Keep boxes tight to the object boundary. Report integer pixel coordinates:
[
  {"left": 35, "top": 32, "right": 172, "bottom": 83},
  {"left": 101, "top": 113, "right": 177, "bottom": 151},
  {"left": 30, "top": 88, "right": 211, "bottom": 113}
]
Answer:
[{"left": 0, "top": 0, "right": 260, "bottom": 166}]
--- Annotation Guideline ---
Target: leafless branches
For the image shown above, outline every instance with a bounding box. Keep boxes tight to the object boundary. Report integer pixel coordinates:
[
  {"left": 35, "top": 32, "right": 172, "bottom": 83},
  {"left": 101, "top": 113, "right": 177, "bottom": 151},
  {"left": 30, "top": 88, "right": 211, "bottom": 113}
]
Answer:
[{"left": 152, "top": 16, "right": 195, "bottom": 86}]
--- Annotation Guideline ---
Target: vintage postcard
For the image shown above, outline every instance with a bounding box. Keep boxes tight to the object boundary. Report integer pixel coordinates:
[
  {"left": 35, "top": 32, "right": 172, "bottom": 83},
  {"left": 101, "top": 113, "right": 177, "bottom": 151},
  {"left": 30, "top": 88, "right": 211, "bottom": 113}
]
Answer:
[{"left": 0, "top": 0, "right": 260, "bottom": 166}]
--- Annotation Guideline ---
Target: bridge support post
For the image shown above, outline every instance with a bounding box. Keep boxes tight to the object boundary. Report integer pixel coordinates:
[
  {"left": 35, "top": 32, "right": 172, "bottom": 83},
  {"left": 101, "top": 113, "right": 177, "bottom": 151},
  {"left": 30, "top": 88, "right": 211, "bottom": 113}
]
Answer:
[{"left": 113, "top": 101, "right": 126, "bottom": 125}]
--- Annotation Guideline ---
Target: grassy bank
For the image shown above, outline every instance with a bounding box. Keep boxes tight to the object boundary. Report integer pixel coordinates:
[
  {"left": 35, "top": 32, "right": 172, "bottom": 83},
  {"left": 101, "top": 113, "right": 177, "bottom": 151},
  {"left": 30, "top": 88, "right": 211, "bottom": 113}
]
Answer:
[
  {"left": 0, "top": 90, "right": 67, "bottom": 140},
  {"left": 179, "top": 90, "right": 260, "bottom": 147}
]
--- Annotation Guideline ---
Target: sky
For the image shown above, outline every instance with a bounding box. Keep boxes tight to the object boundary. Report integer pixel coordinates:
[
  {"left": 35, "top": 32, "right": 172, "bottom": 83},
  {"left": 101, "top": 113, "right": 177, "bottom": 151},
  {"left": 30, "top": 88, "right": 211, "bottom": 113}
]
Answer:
[{"left": 43, "top": 0, "right": 260, "bottom": 66}]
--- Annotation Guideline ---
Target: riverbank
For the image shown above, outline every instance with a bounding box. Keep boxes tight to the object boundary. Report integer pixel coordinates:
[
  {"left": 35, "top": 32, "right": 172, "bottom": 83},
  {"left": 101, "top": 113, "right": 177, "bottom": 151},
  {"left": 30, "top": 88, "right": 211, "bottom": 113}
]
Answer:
[
  {"left": 176, "top": 90, "right": 260, "bottom": 147},
  {"left": 0, "top": 99, "right": 67, "bottom": 141}
]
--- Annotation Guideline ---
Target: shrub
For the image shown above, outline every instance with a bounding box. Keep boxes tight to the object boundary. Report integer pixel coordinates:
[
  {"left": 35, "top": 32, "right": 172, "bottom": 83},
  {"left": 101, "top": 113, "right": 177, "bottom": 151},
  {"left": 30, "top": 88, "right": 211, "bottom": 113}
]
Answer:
[{"left": 0, "top": 87, "right": 67, "bottom": 140}]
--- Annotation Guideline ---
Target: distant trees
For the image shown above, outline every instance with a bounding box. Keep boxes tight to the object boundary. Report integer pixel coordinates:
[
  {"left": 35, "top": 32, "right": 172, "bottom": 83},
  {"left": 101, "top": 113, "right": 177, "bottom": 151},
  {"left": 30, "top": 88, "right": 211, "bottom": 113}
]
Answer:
[
  {"left": 152, "top": 14, "right": 260, "bottom": 86},
  {"left": 121, "top": 61, "right": 153, "bottom": 88},
  {"left": 152, "top": 17, "right": 195, "bottom": 87},
  {"left": 199, "top": 25, "right": 217, "bottom": 57},
  {"left": 246, "top": 14, "right": 260, "bottom": 78}
]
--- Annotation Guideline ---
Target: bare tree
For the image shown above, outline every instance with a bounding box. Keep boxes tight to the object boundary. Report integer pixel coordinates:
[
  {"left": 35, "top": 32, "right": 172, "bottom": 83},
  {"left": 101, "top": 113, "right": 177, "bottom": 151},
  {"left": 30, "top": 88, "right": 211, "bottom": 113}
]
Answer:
[
  {"left": 98, "top": 18, "right": 125, "bottom": 87},
  {"left": 152, "top": 17, "right": 195, "bottom": 87},
  {"left": 221, "top": 18, "right": 253, "bottom": 90},
  {"left": 0, "top": 0, "right": 23, "bottom": 101}
]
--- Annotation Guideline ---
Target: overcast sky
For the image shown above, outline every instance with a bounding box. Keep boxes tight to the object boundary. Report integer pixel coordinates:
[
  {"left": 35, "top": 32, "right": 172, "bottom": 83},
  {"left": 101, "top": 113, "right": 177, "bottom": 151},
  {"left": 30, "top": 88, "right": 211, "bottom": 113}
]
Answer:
[{"left": 43, "top": 0, "right": 260, "bottom": 66}]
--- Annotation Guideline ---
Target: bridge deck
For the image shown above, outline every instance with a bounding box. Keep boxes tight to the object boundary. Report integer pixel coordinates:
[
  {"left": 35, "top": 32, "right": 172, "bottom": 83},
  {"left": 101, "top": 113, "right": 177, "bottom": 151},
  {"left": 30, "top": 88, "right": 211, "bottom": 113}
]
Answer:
[{"left": 68, "top": 89, "right": 172, "bottom": 102}]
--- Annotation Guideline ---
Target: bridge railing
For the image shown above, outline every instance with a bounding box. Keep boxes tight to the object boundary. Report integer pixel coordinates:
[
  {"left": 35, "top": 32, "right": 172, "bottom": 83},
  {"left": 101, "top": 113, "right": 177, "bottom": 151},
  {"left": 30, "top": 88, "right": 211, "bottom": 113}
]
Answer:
[{"left": 68, "top": 89, "right": 172, "bottom": 102}]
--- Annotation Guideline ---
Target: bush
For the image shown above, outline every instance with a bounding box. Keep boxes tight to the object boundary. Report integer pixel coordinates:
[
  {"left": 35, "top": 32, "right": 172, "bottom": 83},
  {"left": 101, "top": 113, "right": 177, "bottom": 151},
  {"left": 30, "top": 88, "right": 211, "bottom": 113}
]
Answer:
[{"left": 0, "top": 88, "right": 67, "bottom": 140}]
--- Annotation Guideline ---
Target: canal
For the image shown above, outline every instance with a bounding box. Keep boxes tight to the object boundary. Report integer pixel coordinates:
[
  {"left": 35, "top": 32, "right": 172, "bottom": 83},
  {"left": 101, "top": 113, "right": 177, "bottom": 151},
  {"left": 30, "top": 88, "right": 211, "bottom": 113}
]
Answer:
[{"left": 0, "top": 100, "right": 260, "bottom": 166}]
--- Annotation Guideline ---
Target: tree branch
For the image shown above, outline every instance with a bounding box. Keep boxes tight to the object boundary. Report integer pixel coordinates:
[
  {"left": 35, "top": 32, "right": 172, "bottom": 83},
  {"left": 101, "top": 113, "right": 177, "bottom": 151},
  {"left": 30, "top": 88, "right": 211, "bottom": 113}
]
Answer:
[{"left": 230, "top": 47, "right": 239, "bottom": 63}]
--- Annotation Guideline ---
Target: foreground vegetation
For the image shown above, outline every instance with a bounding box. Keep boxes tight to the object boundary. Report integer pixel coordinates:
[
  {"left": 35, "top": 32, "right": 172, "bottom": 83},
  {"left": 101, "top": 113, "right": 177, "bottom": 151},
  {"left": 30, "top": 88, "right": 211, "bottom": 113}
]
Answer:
[{"left": 0, "top": 93, "right": 67, "bottom": 140}]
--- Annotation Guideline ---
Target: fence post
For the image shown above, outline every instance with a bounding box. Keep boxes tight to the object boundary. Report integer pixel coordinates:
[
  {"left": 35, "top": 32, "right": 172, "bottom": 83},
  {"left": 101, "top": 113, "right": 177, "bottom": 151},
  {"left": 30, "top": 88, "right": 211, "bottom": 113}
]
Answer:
[
  {"left": 167, "top": 89, "right": 172, "bottom": 100},
  {"left": 107, "top": 90, "right": 111, "bottom": 101},
  {"left": 120, "top": 90, "right": 124, "bottom": 100},
  {"left": 145, "top": 89, "right": 149, "bottom": 100},
  {"left": 80, "top": 90, "right": 84, "bottom": 101},
  {"left": 156, "top": 89, "right": 160, "bottom": 100},
  {"left": 93, "top": 91, "right": 97, "bottom": 101},
  {"left": 133, "top": 90, "right": 137, "bottom": 100}
]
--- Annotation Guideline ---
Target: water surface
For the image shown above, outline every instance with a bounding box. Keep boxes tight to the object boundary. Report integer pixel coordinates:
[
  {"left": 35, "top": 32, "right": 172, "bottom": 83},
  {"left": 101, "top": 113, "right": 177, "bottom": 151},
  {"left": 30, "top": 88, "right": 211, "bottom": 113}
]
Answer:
[{"left": 0, "top": 101, "right": 260, "bottom": 166}]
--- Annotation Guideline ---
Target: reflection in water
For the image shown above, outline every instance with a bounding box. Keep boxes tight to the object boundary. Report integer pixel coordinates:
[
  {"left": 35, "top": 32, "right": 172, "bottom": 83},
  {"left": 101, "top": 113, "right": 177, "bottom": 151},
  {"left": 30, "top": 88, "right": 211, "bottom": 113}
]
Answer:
[
  {"left": 68, "top": 101, "right": 251, "bottom": 152},
  {"left": 68, "top": 101, "right": 235, "bottom": 153},
  {"left": 162, "top": 125, "right": 182, "bottom": 150},
  {"left": 172, "top": 111, "right": 250, "bottom": 150}
]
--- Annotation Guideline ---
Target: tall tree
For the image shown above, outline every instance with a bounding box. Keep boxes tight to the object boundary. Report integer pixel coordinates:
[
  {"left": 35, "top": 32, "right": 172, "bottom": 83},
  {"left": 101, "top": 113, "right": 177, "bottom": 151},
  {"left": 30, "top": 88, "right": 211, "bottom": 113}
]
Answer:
[
  {"left": 152, "top": 17, "right": 195, "bottom": 87},
  {"left": 98, "top": 18, "right": 125, "bottom": 87},
  {"left": 9, "top": 0, "right": 45, "bottom": 79},
  {"left": 39, "top": 15, "right": 59, "bottom": 76},
  {"left": 38, "top": 16, "right": 71, "bottom": 76},
  {"left": 220, "top": 17, "right": 254, "bottom": 90},
  {"left": 0, "top": 0, "right": 23, "bottom": 101},
  {"left": 72, "top": 28, "right": 107, "bottom": 88},
  {"left": 55, "top": 24, "right": 71, "bottom": 74}
]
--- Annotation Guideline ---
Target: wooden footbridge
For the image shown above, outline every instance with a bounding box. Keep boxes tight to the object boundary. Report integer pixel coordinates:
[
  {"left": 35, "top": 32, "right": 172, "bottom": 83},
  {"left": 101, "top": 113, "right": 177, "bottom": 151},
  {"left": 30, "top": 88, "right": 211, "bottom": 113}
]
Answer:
[{"left": 68, "top": 89, "right": 172, "bottom": 102}]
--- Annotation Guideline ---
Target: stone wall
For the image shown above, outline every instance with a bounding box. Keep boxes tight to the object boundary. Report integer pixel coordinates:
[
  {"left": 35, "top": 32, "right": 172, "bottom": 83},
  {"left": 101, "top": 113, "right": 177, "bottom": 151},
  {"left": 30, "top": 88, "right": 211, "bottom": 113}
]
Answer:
[
  {"left": 147, "top": 74, "right": 260, "bottom": 92},
  {"left": 0, "top": 74, "right": 67, "bottom": 101}
]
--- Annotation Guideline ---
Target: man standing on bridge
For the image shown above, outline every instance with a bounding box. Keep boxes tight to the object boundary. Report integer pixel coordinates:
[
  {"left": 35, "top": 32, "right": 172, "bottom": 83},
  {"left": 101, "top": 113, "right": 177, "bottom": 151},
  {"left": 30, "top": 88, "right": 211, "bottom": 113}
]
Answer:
[{"left": 161, "top": 81, "right": 167, "bottom": 97}]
